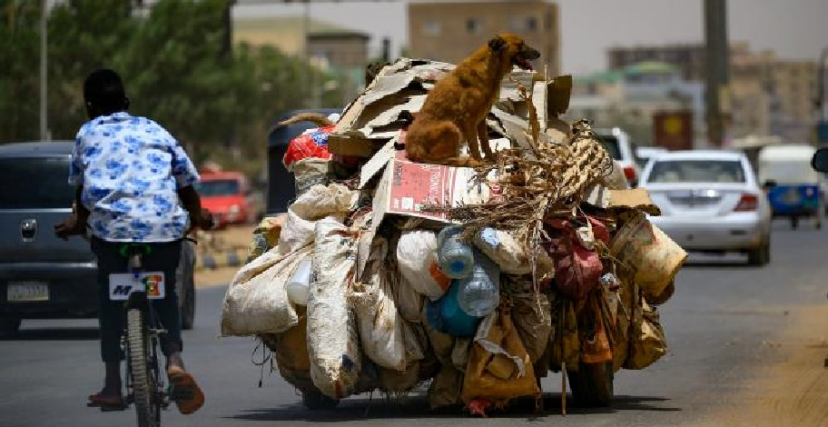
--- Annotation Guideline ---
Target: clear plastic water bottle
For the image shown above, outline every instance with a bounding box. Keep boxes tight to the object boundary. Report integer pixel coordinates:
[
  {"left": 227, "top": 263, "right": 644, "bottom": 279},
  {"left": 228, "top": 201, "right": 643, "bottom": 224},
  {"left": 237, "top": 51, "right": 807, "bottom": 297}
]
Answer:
[
  {"left": 285, "top": 259, "right": 312, "bottom": 306},
  {"left": 437, "top": 226, "right": 474, "bottom": 279},
  {"left": 456, "top": 249, "right": 500, "bottom": 317}
]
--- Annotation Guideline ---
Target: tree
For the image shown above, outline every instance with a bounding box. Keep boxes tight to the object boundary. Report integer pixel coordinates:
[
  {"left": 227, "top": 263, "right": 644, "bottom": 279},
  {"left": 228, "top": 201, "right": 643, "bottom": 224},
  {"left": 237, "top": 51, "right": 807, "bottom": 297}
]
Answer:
[{"left": 0, "top": 0, "right": 42, "bottom": 142}]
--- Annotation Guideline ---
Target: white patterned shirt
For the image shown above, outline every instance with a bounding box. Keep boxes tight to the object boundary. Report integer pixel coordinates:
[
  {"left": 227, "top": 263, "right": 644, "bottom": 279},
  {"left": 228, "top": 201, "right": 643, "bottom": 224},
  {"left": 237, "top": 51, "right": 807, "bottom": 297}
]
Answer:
[{"left": 68, "top": 112, "right": 199, "bottom": 242}]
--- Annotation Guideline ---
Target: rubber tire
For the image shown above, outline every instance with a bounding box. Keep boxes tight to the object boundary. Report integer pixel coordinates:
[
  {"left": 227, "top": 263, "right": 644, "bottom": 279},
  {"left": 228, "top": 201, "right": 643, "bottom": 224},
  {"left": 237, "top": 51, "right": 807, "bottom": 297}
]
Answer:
[
  {"left": 791, "top": 216, "right": 799, "bottom": 229},
  {"left": 747, "top": 241, "right": 770, "bottom": 266},
  {"left": 127, "top": 309, "right": 158, "bottom": 427},
  {"left": 180, "top": 284, "right": 195, "bottom": 331},
  {"left": 567, "top": 362, "right": 614, "bottom": 408},
  {"left": 0, "top": 317, "right": 21, "bottom": 338},
  {"left": 302, "top": 389, "right": 340, "bottom": 410},
  {"left": 177, "top": 241, "right": 196, "bottom": 330}
]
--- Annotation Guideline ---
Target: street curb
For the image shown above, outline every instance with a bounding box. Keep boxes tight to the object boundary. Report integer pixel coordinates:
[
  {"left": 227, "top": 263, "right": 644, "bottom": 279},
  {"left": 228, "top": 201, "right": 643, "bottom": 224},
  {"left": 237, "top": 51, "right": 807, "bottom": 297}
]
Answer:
[{"left": 196, "top": 248, "right": 248, "bottom": 271}]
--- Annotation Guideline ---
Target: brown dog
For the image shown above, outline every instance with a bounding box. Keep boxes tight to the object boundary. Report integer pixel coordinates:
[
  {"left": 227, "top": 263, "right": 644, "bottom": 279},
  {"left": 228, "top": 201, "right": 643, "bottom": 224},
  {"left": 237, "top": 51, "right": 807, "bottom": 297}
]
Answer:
[{"left": 405, "top": 33, "right": 540, "bottom": 167}]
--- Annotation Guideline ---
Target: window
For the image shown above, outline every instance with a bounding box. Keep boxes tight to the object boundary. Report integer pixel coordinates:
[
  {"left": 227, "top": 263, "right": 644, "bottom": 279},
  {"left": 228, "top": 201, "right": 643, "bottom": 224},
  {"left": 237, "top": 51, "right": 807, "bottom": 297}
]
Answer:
[
  {"left": 466, "top": 18, "right": 482, "bottom": 34},
  {"left": 423, "top": 20, "right": 441, "bottom": 36},
  {"left": 648, "top": 160, "right": 746, "bottom": 183},
  {"left": 195, "top": 179, "right": 241, "bottom": 197},
  {"left": 0, "top": 157, "right": 74, "bottom": 209},
  {"left": 511, "top": 16, "right": 538, "bottom": 32}
]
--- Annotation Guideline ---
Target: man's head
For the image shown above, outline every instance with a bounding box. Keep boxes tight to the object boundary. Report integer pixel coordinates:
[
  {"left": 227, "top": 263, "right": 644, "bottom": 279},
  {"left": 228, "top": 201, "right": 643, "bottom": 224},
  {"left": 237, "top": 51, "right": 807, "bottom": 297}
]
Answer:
[{"left": 83, "top": 69, "right": 129, "bottom": 119}]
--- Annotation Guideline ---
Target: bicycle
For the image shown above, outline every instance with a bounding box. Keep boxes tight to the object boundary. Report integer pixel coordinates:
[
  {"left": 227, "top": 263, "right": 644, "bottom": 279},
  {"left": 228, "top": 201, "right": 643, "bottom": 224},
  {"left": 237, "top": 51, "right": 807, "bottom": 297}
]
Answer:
[{"left": 108, "top": 243, "right": 171, "bottom": 427}]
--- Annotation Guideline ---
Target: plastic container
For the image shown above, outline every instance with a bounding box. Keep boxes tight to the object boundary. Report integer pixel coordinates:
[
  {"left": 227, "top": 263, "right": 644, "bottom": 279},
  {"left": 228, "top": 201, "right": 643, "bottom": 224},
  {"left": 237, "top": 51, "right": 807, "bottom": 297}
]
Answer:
[
  {"left": 456, "top": 249, "right": 500, "bottom": 317},
  {"left": 437, "top": 226, "right": 474, "bottom": 279},
  {"left": 609, "top": 213, "right": 687, "bottom": 298},
  {"left": 425, "top": 281, "right": 481, "bottom": 338},
  {"left": 285, "top": 259, "right": 312, "bottom": 306}
]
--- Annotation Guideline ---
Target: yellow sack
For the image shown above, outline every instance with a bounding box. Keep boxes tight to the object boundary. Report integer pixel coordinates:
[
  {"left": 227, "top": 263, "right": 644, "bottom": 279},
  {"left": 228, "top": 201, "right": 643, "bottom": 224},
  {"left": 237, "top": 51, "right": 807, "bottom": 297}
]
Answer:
[
  {"left": 461, "top": 310, "right": 541, "bottom": 406},
  {"left": 624, "top": 299, "right": 667, "bottom": 370},
  {"left": 548, "top": 297, "right": 580, "bottom": 371},
  {"left": 428, "top": 366, "right": 464, "bottom": 409},
  {"left": 260, "top": 306, "right": 313, "bottom": 391}
]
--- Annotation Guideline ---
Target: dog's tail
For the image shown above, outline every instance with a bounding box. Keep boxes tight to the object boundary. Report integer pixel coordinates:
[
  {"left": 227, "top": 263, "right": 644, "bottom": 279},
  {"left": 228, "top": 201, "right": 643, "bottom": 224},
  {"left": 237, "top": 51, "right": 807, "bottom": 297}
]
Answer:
[{"left": 274, "top": 112, "right": 335, "bottom": 130}]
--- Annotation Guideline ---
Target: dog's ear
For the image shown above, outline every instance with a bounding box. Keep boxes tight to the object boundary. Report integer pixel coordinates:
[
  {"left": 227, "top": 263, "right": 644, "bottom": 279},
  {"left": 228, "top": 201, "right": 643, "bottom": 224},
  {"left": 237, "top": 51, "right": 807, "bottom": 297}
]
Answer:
[{"left": 488, "top": 36, "right": 506, "bottom": 52}]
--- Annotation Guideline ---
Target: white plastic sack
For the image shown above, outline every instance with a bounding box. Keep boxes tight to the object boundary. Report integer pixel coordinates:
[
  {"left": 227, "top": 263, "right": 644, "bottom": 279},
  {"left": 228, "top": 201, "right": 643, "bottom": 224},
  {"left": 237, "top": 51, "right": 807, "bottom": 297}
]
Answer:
[
  {"left": 307, "top": 218, "right": 362, "bottom": 399},
  {"left": 473, "top": 227, "right": 556, "bottom": 276},
  {"left": 352, "top": 237, "right": 409, "bottom": 371},
  {"left": 220, "top": 245, "right": 311, "bottom": 336},
  {"left": 396, "top": 229, "right": 449, "bottom": 300},
  {"left": 278, "top": 183, "right": 356, "bottom": 255},
  {"left": 393, "top": 274, "right": 425, "bottom": 324}
]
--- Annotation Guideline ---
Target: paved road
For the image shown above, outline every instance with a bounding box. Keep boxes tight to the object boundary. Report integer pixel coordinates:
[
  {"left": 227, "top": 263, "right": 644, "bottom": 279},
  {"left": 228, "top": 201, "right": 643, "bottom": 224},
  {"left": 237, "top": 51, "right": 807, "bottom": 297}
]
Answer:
[{"left": 2, "top": 221, "right": 826, "bottom": 427}]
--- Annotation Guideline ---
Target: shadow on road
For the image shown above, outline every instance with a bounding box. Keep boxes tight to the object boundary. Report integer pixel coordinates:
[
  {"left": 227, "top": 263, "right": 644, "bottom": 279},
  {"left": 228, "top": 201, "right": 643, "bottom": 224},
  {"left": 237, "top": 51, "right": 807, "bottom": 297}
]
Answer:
[
  {"left": 225, "top": 393, "right": 679, "bottom": 422},
  {"left": 2, "top": 327, "right": 99, "bottom": 341}
]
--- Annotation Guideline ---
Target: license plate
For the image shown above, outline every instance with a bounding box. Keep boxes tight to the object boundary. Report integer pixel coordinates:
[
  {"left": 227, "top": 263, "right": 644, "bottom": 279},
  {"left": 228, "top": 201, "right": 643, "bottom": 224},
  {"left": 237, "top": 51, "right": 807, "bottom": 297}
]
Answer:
[
  {"left": 108, "top": 272, "right": 166, "bottom": 301},
  {"left": 7, "top": 282, "right": 49, "bottom": 302}
]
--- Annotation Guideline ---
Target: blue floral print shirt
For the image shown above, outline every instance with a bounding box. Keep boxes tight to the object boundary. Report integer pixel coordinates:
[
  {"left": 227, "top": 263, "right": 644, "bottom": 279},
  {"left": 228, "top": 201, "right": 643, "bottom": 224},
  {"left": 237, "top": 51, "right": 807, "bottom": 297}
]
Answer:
[{"left": 68, "top": 112, "right": 200, "bottom": 242}]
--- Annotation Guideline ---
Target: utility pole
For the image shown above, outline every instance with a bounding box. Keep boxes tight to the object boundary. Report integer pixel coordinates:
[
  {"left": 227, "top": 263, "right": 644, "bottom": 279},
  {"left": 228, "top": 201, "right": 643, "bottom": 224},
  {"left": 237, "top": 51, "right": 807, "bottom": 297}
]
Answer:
[
  {"left": 40, "top": 0, "right": 49, "bottom": 141},
  {"left": 816, "top": 47, "right": 828, "bottom": 145},
  {"left": 704, "top": 0, "right": 729, "bottom": 147}
]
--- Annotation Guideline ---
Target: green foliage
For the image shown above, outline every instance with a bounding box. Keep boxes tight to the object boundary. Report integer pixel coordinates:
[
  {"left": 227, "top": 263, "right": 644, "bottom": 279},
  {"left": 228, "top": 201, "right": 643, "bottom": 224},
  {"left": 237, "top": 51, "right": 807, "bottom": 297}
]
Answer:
[{"left": 0, "top": 0, "right": 347, "bottom": 175}]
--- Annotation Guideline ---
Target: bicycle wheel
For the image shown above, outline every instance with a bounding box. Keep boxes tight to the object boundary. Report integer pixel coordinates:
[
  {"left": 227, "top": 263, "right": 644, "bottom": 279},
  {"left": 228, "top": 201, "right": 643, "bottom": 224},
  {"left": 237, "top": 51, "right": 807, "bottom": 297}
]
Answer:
[{"left": 127, "top": 308, "right": 159, "bottom": 427}]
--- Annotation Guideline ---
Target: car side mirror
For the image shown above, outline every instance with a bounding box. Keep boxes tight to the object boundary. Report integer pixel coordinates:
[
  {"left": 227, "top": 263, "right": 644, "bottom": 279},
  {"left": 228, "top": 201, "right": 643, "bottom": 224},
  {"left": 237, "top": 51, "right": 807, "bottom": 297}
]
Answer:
[
  {"left": 763, "top": 179, "right": 777, "bottom": 189},
  {"left": 811, "top": 148, "right": 828, "bottom": 172}
]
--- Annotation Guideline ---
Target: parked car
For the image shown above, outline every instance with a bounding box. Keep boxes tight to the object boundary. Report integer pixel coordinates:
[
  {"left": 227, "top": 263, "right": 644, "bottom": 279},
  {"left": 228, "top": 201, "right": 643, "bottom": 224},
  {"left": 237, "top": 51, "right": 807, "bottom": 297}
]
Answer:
[
  {"left": 0, "top": 141, "right": 197, "bottom": 337},
  {"left": 196, "top": 170, "right": 256, "bottom": 228},
  {"left": 595, "top": 127, "right": 642, "bottom": 187},
  {"left": 639, "top": 150, "right": 772, "bottom": 266},
  {"left": 635, "top": 146, "right": 668, "bottom": 170}
]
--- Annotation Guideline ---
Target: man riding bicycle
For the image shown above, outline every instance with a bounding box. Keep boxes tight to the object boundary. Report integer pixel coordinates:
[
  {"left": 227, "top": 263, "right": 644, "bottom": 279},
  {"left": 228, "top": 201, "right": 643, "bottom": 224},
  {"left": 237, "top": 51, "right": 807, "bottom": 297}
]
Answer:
[{"left": 55, "top": 69, "right": 211, "bottom": 415}]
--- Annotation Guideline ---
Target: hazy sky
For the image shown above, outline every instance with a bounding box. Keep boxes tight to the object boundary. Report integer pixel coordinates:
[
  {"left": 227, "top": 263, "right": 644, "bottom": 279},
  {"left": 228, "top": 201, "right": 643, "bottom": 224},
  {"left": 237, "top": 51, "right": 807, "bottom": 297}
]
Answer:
[{"left": 234, "top": 0, "right": 828, "bottom": 75}]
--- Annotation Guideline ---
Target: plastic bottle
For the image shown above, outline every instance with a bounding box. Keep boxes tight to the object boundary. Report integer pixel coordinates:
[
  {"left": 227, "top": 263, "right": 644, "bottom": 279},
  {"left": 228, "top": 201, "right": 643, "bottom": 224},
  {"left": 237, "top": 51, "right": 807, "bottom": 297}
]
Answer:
[
  {"left": 285, "top": 259, "right": 312, "bottom": 306},
  {"left": 425, "top": 281, "right": 480, "bottom": 338},
  {"left": 436, "top": 226, "right": 474, "bottom": 279},
  {"left": 456, "top": 249, "right": 501, "bottom": 317}
]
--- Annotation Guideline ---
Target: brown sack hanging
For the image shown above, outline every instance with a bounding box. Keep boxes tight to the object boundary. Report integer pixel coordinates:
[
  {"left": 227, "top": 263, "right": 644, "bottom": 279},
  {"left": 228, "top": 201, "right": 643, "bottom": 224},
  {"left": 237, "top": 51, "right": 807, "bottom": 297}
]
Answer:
[{"left": 581, "top": 295, "right": 613, "bottom": 364}]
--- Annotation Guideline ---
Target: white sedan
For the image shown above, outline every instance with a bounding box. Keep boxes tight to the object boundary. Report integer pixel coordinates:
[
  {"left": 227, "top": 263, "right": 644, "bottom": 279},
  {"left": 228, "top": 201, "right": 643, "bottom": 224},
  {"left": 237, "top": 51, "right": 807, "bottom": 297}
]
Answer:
[{"left": 639, "top": 150, "right": 772, "bottom": 266}]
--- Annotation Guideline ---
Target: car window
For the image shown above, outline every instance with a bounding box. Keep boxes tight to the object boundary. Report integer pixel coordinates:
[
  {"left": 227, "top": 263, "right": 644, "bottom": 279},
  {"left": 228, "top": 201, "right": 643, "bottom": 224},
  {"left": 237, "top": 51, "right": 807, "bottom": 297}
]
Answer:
[
  {"left": 0, "top": 157, "right": 74, "bottom": 209},
  {"left": 646, "top": 160, "right": 746, "bottom": 184},
  {"left": 196, "top": 179, "right": 241, "bottom": 196},
  {"left": 596, "top": 135, "right": 622, "bottom": 160}
]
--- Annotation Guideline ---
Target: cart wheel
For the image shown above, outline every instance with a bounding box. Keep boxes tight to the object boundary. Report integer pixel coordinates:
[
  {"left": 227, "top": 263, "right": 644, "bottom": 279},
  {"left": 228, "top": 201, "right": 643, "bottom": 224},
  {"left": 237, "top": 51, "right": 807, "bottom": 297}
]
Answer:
[{"left": 302, "top": 389, "right": 339, "bottom": 410}]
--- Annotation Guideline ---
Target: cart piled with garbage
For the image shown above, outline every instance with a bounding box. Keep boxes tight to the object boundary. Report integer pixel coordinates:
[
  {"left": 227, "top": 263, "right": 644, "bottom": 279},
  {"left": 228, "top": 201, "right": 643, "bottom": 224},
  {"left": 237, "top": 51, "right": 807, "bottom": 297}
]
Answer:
[{"left": 221, "top": 58, "right": 687, "bottom": 416}]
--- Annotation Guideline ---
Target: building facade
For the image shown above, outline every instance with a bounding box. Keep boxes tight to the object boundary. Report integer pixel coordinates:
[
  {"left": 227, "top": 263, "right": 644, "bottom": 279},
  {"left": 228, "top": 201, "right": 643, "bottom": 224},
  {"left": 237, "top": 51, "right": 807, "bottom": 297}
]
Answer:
[{"left": 408, "top": 0, "right": 560, "bottom": 76}]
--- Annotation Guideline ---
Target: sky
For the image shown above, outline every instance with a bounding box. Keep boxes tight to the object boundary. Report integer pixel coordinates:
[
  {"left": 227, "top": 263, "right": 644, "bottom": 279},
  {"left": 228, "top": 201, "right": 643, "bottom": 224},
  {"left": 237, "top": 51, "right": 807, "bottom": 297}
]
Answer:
[{"left": 233, "top": 0, "right": 828, "bottom": 75}]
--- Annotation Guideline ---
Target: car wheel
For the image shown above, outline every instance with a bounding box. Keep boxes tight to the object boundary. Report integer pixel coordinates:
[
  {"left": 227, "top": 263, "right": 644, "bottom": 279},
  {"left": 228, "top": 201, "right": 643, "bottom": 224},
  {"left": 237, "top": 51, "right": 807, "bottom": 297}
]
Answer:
[
  {"left": 747, "top": 241, "right": 770, "bottom": 266},
  {"left": 178, "top": 240, "right": 196, "bottom": 330},
  {"left": 791, "top": 216, "right": 799, "bottom": 229},
  {"left": 0, "top": 316, "right": 21, "bottom": 338}
]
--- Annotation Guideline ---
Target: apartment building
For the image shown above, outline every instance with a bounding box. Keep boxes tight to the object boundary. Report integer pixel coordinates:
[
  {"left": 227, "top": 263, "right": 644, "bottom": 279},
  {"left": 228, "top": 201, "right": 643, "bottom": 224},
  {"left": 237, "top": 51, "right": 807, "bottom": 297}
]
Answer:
[{"left": 408, "top": 0, "right": 560, "bottom": 76}]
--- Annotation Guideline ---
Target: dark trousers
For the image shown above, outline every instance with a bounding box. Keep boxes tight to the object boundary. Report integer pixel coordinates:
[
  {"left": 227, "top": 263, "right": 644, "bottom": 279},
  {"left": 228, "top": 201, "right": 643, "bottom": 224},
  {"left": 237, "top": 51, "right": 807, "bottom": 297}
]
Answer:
[{"left": 91, "top": 237, "right": 183, "bottom": 363}]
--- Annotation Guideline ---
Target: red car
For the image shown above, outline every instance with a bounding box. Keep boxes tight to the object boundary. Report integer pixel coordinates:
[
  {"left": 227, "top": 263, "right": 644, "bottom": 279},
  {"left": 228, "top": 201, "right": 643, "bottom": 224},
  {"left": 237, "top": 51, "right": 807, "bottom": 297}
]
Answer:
[{"left": 196, "top": 171, "right": 255, "bottom": 228}]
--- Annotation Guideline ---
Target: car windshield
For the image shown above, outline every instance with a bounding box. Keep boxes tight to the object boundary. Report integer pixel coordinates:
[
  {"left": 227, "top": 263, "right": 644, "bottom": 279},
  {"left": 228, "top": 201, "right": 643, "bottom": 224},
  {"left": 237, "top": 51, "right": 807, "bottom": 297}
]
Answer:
[
  {"left": 647, "top": 160, "right": 746, "bottom": 184},
  {"left": 0, "top": 157, "right": 75, "bottom": 209},
  {"left": 196, "top": 179, "right": 240, "bottom": 196},
  {"left": 596, "top": 135, "right": 622, "bottom": 160}
]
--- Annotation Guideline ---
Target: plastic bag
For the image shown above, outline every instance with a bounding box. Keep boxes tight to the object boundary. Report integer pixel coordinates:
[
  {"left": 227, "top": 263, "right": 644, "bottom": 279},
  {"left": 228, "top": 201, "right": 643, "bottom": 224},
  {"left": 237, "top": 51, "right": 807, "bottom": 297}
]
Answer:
[
  {"left": 397, "top": 229, "right": 450, "bottom": 300},
  {"left": 428, "top": 366, "right": 464, "bottom": 409},
  {"left": 220, "top": 245, "right": 311, "bottom": 336},
  {"left": 511, "top": 292, "right": 552, "bottom": 362},
  {"left": 474, "top": 228, "right": 555, "bottom": 276},
  {"left": 246, "top": 214, "right": 286, "bottom": 263},
  {"left": 461, "top": 310, "right": 541, "bottom": 407},
  {"left": 352, "top": 237, "right": 417, "bottom": 371},
  {"left": 393, "top": 271, "right": 426, "bottom": 325},
  {"left": 624, "top": 299, "right": 667, "bottom": 370},
  {"left": 307, "top": 219, "right": 362, "bottom": 399},
  {"left": 277, "top": 183, "right": 355, "bottom": 255},
  {"left": 544, "top": 217, "right": 609, "bottom": 300},
  {"left": 283, "top": 125, "right": 334, "bottom": 171},
  {"left": 293, "top": 157, "right": 329, "bottom": 198}
]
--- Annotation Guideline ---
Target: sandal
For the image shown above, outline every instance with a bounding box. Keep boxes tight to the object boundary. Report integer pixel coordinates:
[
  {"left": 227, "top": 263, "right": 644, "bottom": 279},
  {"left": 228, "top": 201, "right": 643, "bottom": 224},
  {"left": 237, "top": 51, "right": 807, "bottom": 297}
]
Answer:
[
  {"left": 87, "top": 393, "right": 126, "bottom": 411},
  {"left": 167, "top": 367, "right": 205, "bottom": 415}
]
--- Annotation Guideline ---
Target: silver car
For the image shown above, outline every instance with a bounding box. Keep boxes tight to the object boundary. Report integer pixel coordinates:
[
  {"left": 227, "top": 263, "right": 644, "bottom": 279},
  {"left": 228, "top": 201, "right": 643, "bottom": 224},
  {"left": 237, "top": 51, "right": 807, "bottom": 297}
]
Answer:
[
  {"left": 0, "top": 141, "right": 197, "bottom": 336},
  {"left": 640, "top": 150, "right": 772, "bottom": 266}
]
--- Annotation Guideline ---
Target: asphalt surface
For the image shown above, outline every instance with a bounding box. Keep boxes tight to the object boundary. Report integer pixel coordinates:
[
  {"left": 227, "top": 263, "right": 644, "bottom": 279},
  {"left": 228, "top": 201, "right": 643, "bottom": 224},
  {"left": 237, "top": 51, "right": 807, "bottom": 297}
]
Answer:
[{"left": 1, "top": 219, "right": 827, "bottom": 427}]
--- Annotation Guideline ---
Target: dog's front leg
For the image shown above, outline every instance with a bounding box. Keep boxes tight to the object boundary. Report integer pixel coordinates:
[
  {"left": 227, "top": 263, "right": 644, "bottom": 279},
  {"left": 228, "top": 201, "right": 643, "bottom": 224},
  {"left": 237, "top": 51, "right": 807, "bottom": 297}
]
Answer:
[
  {"left": 477, "top": 119, "right": 496, "bottom": 161},
  {"left": 464, "top": 122, "right": 484, "bottom": 161}
]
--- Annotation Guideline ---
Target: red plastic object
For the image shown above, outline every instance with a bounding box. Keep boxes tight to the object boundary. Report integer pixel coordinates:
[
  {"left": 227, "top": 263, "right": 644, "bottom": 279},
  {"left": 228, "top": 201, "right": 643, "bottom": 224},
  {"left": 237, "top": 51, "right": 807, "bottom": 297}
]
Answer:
[{"left": 282, "top": 125, "right": 334, "bottom": 170}]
